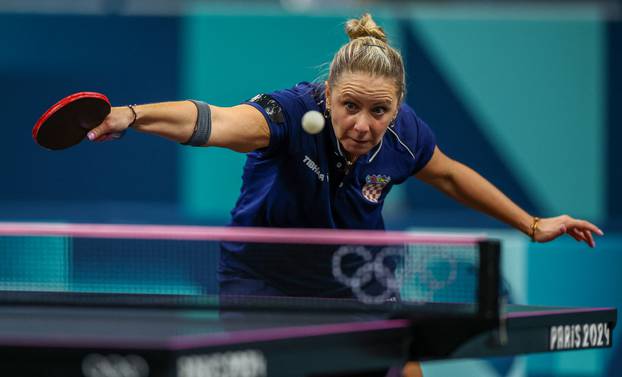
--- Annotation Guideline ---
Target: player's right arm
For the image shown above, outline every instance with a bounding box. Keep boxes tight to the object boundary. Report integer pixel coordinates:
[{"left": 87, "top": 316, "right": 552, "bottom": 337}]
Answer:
[{"left": 87, "top": 101, "right": 270, "bottom": 153}]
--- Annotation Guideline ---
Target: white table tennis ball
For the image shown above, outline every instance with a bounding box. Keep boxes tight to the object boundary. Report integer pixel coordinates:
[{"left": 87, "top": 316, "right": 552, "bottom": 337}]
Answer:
[{"left": 301, "top": 110, "right": 325, "bottom": 135}]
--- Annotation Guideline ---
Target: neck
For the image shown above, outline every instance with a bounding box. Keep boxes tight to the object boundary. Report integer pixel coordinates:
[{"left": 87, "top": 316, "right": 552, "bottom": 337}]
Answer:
[{"left": 342, "top": 150, "right": 359, "bottom": 165}]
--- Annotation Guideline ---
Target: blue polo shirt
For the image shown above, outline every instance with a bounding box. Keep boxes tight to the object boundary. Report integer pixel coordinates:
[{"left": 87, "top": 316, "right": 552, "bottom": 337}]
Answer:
[{"left": 219, "top": 82, "right": 436, "bottom": 297}]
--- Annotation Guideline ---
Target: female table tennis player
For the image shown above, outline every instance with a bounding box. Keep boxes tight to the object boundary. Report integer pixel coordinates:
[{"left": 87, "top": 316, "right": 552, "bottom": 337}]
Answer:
[{"left": 87, "top": 14, "right": 602, "bottom": 377}]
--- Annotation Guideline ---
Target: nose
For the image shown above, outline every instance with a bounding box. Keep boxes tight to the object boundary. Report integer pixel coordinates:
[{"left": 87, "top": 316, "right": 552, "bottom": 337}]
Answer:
[{"left": 353, "top": 113, "right": 372, "bottom": 133}]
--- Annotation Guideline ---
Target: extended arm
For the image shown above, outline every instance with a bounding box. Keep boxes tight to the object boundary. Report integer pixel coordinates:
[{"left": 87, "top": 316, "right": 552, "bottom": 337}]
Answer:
[
  {"left": 415, "top": 147, "right": 603, "bottom": 247},
  {"left": 87, "top": 101, "right": 270, "bottom": 153}
]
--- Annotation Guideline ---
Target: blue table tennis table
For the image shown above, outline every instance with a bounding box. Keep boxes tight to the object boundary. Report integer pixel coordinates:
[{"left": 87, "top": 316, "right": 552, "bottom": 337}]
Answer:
[{"left": 0, "top": 293, "right": 616, "bottom": 377}]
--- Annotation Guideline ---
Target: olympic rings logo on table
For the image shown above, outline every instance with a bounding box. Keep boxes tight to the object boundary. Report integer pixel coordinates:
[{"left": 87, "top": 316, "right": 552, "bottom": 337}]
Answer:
[{"left": 331, "top": 245, "right": 459, "bottom": 304}]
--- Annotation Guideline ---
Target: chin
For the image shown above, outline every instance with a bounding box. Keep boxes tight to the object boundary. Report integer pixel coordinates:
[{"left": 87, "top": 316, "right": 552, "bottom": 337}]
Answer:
[{"left": 343, "top": 141, "right": 372, "bottom": 156}]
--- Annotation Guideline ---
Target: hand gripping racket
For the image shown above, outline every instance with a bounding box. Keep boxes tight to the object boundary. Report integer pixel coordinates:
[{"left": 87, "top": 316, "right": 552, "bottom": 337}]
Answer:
[{"left": 33, "top": 92, "right": 114, "bottom": 150}]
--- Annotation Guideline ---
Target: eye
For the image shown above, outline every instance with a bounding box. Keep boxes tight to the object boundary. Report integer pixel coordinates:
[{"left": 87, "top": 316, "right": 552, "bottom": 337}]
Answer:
[
  {"left": 372, "top": 106, "right": 388, "bottom": 116},
  {"left": 344, "top": 101, "right": 358, "bottom": 112}
]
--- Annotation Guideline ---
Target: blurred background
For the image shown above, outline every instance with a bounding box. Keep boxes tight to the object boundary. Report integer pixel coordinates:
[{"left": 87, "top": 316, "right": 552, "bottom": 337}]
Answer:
[{"left": 0, "top": 0, "right": 621, "bottom": 376}]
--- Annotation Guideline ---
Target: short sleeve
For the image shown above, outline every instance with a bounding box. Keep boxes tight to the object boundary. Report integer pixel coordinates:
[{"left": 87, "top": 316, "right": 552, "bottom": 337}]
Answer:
[
  {"left": 243, "top": 83, "right": 320, "bottom": 157},
  {"left": 244, "top": 94, "right": 289, "bottom": 157}
]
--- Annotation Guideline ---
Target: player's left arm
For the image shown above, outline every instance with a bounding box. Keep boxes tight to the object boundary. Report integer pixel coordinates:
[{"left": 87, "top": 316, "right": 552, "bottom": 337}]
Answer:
[{"left": 415, "top": 146, "right": 604, "bottom": 247}]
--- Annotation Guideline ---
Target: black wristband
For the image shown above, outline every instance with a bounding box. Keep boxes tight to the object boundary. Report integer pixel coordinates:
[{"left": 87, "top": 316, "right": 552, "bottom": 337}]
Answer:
[
  {"left": 127, "top": 104, "right": 138, "bottom": 128},
  {"left": 182, "top": 100, "right": 211, "bottom": 147}
]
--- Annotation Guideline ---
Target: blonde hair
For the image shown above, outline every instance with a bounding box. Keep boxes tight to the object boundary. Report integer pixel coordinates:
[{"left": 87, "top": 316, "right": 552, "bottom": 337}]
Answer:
[{"left": 328, "top": 13, "right": 405, "bottom": 102}]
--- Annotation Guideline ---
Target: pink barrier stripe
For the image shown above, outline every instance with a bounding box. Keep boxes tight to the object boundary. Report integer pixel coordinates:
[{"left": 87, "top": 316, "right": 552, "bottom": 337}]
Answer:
[
  {"left": 167, "top": 319, "right": 412, "bottom": 350},
  {"left": 0, "top": 222, "right": 484, "bottom": 245}
]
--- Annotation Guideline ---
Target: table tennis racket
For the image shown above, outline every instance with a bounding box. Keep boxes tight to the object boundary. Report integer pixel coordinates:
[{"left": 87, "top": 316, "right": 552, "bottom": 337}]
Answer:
[{"left": 33, "top": 92, "right": 114, "bottom": 150}]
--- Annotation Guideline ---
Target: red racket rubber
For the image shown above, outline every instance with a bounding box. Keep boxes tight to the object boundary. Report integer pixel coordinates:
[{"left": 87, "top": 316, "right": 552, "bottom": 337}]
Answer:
[{"left": 33, "top": 92, "right": 111, "bottom": 150}]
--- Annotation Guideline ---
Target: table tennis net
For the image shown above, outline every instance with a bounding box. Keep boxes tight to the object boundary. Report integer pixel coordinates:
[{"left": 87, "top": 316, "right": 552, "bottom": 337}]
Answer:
[{"left": 0, "top": 223, "right": 499, "bottom": 314}]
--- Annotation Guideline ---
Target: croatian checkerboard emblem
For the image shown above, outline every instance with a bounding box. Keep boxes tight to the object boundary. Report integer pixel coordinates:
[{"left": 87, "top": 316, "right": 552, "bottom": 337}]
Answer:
[{"left": 362, "top": 175, "right": 391, "bottom": 203}]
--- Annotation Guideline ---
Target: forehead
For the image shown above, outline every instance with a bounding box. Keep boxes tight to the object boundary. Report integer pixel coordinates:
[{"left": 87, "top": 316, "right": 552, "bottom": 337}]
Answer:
[{"left": 332, "top": 71, "right": 398, "bottom": 102}]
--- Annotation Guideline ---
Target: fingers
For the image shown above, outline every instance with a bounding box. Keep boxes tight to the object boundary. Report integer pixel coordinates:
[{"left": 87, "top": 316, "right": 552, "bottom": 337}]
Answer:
[
  {"left": 87, "top": 119, "right": 126, "bottom": 142},
  {"left": 551, "top": 216, "right": 602, "bottom": 248},
  {"left": 562, "top": 217, "right": 602, "bottom": 248},
  {"left": 586, "top": 230, "right": 595, "bottom": 248},
  {"left": 93, "top": 133, "right": 118, "bottom": 142},
  {"left": 569, "top": 228, "right": 595, "bottom": 248},
  {"left": 539, "top": 216, "right": 603, "bottom": 248},
  {"left": 87, "top": 123, "right": 110, "bottom": 141},
  {"left": 93, "top": 130, "right": 126, "bottom": 142},
  {"left": 86, "top": 107, "right": 133, "bottom": 142},
  {"left": 569, "top": 228, "right": 584, "bottom": 242},
  {"left": 568, "top": 218, "right": 604, "bottom": 236}
]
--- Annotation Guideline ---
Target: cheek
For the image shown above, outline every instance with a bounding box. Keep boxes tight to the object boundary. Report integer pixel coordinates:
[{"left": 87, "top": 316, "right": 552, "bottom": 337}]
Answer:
[
  {"left": 370, "top": 120, "right": 391, "bottom": 138},
  {"left": 331, "top": 111, "right": 354, "bottom": 135}
]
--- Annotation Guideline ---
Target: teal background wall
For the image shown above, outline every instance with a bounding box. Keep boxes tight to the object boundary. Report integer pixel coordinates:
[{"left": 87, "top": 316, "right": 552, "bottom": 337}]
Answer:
[{"left": 411, "top": 10, "right": 605, "bottom": 221}]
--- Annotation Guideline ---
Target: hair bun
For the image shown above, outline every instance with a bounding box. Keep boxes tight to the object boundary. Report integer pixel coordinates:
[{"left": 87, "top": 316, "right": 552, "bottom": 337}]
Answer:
[{"left": 345, "top": 13, "right": 387, "bottom": 43}]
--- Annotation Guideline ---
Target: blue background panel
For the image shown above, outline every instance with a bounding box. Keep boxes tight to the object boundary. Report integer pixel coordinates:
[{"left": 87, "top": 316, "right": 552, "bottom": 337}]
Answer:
[{"left": 0, "top": 14, "right": 180, "bottom": 220}]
